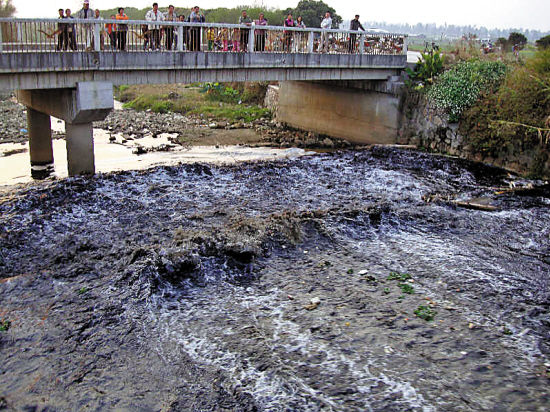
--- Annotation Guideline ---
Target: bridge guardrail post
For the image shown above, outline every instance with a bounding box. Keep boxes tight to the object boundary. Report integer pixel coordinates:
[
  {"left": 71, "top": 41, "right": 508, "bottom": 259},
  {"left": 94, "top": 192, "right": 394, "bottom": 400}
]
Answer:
[
  {"left": 359, "top": 33, "right": 365, "bottom": 54},
  {"left": 94, "top": 22, "right": 101, "bottom": 52},
  {"left": 308, "top": 31, "right": 314, "bottom": 53},
  {"left": 248, "top": 24, "right": 255, "bottom": 52},
  {"left": 177, "top": 25, "right": 184, "bottom": 51},
  {"left": 0, "top": 23, "right": 3, "bottom": 53},
  {"left": 403, "top": 36, "right": 408, "bottom": 54}
]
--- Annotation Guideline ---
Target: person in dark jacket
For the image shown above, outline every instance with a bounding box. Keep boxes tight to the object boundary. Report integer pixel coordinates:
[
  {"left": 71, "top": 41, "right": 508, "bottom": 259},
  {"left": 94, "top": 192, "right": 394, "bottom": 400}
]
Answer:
[{"left": 348, "top": 14, "right": 365, "bottom": 53}]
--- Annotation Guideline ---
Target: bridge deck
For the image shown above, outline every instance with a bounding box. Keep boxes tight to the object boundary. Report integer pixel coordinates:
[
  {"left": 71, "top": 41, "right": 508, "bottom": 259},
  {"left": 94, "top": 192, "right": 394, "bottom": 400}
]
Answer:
[
  {"left": 0, "top": 18, "right": 407, "bottom": 91},
  {"left": 0, "top": 51, "right": 406, "bottom": 90}
]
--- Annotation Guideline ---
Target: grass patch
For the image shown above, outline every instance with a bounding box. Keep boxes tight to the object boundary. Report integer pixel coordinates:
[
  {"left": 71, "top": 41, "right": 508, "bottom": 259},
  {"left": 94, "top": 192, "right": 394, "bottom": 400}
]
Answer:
[
  {"left": 77, "top": 287, "right": 88, "bottom": 295},
  {"left": 414, "top": 305, "right": 436, "bottom": 321},
  {"left": 387, "top": 271, "right": 412, "bottom": 281},
  {"left": 0, "top": 319, "right": 11, "bottom": 332},
  {"left": 119, "top": 83, "right": 271, "bottom": 122},
  {"left": 398, "top": 283, "right": 415, "bottom": 294}
]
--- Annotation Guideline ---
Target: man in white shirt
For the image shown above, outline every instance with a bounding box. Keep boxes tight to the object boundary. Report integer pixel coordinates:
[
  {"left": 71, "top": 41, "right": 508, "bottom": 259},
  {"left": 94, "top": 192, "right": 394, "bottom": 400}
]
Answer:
[
  {"left": 76, "top": 0, "right": 93, "bottom": 51},
  {"left": 145, "top": 2, "right": 164, "bottom": 50},
  {"left": 320, "top": 12, "right": 332, "bottom": 52}
]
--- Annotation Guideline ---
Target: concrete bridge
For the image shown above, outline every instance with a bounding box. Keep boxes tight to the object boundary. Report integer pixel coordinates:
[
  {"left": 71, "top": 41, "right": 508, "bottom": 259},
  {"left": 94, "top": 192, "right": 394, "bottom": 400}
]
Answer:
[{"left": 0, "top": 18, "right": 408, "bottom": 176}]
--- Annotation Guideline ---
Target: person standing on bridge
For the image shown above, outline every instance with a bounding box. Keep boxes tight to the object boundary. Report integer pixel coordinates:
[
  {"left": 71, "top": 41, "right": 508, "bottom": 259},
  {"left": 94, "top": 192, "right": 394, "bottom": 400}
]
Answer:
[
  {"left": 283, "top": 13, "right": 294, "bottom": 52},
  {"left": 163, "top": 5, "right": 178, "bottom": 51},
  {"left": 254, "top": 13, "right": 268, "bottom": 52},
  {"left": 146, "top": 3, "right": 165, "bottom": 51},
  {"left": 348, "top": 14, "right": 365, "bottom": 53},
  {"left": 65, "top": 9, "right": 77, "bottom": 51},
  {"left": 115, "top": 7, "right": 129, "bottom": 51},
  {"left": 54, "top": 9, "right": 67, "bottom": 51},
  {"left": 187, "top": 6, "right": 204, "bottom": 51},
  {"left": 238, "top": 10, "right": 253, "bottom": 52},
  {"left": 76, "top": 0, "right": 93, "bottom": 51},
  {"left": 320, "top": 11, "right": 332, "bottom": 53},
  {"left": 105, "top": 14, "right": 117, "bottom": 51},
  {"left": 93, "top": 9, "right": 105, "bottom": 51}
]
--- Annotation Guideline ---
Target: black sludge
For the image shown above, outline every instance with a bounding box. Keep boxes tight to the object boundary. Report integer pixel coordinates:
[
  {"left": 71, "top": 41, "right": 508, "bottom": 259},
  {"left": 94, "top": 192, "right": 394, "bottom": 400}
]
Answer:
[{"left": 1, "top": 148, "right": 549, "bottom": 411}]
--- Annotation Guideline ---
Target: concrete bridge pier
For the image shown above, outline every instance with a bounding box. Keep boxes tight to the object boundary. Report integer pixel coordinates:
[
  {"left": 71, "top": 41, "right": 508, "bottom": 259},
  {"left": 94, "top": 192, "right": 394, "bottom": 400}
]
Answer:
[
  {"left": 27, "top": 107, "right": 54, "bottom": 165},
  {"left": 17, "top": 81, "right": 113, "bottom": 176}
]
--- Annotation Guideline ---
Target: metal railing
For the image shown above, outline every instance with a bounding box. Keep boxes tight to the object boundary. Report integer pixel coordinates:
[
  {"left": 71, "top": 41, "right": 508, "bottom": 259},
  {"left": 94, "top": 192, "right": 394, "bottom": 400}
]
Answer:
[{"left": 0, "top": 18, "right": 407, "bottom": 55}]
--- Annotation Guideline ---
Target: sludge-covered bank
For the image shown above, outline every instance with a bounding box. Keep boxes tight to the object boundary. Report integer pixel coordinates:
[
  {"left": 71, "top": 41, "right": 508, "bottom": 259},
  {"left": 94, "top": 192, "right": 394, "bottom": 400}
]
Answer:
[{"left": 1, "top": 147, "right": 550, "bottom": 411}]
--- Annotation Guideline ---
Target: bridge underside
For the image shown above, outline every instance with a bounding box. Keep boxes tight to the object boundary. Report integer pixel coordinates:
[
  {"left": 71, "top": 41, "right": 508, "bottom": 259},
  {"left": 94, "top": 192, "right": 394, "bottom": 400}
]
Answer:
[{"left": 0, "top": 52, "right": 405, "bottom": 90}]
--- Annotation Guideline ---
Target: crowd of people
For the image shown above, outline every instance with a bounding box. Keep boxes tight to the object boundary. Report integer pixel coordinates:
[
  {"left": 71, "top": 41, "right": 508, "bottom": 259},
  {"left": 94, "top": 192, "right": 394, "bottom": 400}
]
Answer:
[{"left": 51, "top": 1, "right": 366, "bottom": 53}]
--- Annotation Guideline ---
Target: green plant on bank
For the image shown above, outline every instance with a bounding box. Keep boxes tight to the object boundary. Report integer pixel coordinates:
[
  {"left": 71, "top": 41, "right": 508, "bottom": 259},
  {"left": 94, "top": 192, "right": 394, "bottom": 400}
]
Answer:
[
  {"left": 427, "top": 59, "right": 507, "bottom": 122},
  {"left": 414, "top": 305, "right": 436, "bottom": 321},
  {"left": 77, "top": 287, "right": 88, "bottom": 295},
  {"left": 383, "top": 287, "right": 390, "bottom": 295},
  {"left": 405, "top": 50, "right": 445, "bottom": 88},
  {"left": 398, "top": 283, "right": 415, "bottom": 294},
  {"left": 200, "top": 82, "right": 240, "bottom": 103},
  {"left": 387, "top": 271, "right": 412, "bottom": 281},
  {"left": 0, "top": 319, "right": 10, "bottom": 331},
  {"left": 459, "top": 49, "right": 550, "bottom": 168}
]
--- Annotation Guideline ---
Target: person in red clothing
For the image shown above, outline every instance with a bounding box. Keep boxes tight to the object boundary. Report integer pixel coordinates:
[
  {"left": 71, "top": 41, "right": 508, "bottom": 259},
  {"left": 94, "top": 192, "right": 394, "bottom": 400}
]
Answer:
[
  {"left": 105, "top": 14, "right": 117, "bottom": 50},
  {"left": 115, "top": 7, "right": 129, "bottom": 51},
  {"left": 283, "top": 13, "right": 294, "bottom": 52}
]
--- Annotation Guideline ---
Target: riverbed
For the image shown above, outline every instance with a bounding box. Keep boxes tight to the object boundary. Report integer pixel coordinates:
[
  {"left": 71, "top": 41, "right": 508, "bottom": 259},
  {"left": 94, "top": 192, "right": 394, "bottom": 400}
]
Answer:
[{"left": 1, "top": 147, "right": 549, "bottom": 411}]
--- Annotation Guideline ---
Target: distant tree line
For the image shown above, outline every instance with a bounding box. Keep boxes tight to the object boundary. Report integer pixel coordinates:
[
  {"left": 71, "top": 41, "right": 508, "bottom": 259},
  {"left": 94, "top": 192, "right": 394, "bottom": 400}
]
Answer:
[{"left": 357, "top": 20, "right": 549, "bottom": 43}]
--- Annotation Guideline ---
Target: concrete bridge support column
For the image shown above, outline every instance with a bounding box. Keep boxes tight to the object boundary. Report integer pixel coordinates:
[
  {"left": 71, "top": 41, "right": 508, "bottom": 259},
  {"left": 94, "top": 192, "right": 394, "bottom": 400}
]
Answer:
[
  {"left": 27, "top": 107, "right": 53, "bottom": 166},
  {"left": 65, "top": 123, "right": 95, "bottom": 176},
  {"left": 17, "top": 81, "right": 113, "bottom": 177}
]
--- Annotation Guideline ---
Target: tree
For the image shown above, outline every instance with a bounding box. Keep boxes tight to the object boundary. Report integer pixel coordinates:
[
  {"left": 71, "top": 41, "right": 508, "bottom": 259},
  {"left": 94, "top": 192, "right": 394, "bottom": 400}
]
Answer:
[
  {"left": 0, "top": 0, "right": 15, "bottom": 17},
  {"left": 508, "top": 32, "right": 528, "bottom": 47},
  {"left": 536, "top": 35, "right": 550, "bottom": 50},
  {"left": 285, "top": 0, "right": 342, "bottom": 28}
]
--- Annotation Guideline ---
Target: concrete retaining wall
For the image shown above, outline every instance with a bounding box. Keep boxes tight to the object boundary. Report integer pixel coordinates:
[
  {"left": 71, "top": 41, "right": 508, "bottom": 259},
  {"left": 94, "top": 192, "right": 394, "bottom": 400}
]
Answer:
[{"left": 277, "top": 81, "right": 400, "bottom": 145}]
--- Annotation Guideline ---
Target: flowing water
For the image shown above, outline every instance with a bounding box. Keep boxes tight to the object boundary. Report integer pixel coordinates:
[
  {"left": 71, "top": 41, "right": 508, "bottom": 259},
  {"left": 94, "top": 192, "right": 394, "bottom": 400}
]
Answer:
[{"left": 1, "top": 148, "right": 549, "bottom": 411}]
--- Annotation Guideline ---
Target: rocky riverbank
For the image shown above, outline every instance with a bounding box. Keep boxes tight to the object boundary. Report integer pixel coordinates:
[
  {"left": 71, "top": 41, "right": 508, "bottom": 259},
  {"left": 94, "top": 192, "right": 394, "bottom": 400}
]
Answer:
[
  {"left": 398, "top": 91, "right": 550, "bottom": 179},
  {"left": 1, "top": 94, "right": 354, "bottom": 151}
]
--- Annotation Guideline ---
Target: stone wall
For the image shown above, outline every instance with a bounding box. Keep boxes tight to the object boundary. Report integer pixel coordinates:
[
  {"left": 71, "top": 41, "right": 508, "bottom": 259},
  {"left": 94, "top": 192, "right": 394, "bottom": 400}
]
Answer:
[{"left": 398, "top": 92, "right": 550, "bottom": 179}]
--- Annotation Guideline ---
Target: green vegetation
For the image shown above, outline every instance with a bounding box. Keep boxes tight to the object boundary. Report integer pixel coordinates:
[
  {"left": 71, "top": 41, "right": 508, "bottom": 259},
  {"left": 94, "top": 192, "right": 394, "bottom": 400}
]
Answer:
[
  {"left": 77, "top": 287, "right": 88, "bottom": 295},
  {"left": 0, "top": 319, "right": 10, "bottom": 332},
  {"left": 383, "top": 287, "right": 390, "bottom": 295},
  {"left": 427, "top": 60, "right": 507, "bottom": 122},
  {"left": 536, "top": 35, "right": 550, "bottom": 50},
  {"left": 459, "top": 49, "right": 550, "bottom": 171},
  {"left": 398, "top": 283, "right": 415, "bottom": 294},
  {"left": 347, "top": 269, "right": 354, "bottom": 274},
  {"left": 0, "top": 0, "right": 15, "bottom": 17},
  {"left": 414, "top": 305, "right": 436, "bottom": 321},
  {"left": 119, "top": 83, "right": 271, "bottom": 123},
  {"left": 406, "top": 51, "right": 445, "bottom": 87},
  {"left": 284, "top": 0, "right": 342, "bottom": 28},
  {"left": 387, "top": 271, "right": 412, "bottom": 281}
]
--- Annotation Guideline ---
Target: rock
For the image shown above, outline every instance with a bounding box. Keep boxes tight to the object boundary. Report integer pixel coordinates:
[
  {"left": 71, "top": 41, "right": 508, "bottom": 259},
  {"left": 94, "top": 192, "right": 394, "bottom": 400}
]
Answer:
[
  {"left": 304, "top": 297, "right": 321, "bottom": 310},
  {"left": 209, "top": 123, "right": 217, "bottom": 129},
  {"left": 322, "top": 138, "right": 334, "bottom": 148}
]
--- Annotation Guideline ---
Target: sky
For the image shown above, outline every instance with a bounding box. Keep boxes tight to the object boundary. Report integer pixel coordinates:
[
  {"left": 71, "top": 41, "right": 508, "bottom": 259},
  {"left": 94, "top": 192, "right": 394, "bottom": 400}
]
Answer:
[{"left": 11, "top": 0, "right": 550, "bottom": 32}]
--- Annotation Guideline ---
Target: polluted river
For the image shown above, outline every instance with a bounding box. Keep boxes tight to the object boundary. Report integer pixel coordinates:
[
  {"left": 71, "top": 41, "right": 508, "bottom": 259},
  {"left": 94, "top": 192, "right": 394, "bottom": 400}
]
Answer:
[{"left": 1, "top": 145, "right": 550, "bottom": 411}]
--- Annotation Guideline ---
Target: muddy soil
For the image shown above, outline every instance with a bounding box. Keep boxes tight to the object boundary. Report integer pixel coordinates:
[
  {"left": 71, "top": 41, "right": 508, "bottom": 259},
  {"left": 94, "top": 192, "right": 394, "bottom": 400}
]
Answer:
[
  {"left": 1, "top": 148, "right": 550, "bottom": 411},
  {"left": 1, "top": 95, "right": 355, "bottom": 151}
]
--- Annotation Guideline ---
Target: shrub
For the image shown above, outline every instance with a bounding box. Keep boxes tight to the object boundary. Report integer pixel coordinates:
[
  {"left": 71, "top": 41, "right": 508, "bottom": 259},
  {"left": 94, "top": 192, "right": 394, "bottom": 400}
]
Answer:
[
  {"left": 536, "top": 35, "right": 550, "bottom": 50},
  {"left": 405, "top": 50, "right": 445, "bottom": 86},
  {"left": 427, "top": 60, "right": 507, "bottom": 122}
]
